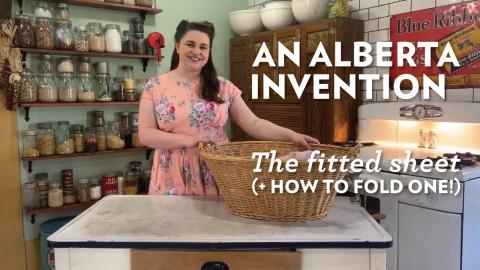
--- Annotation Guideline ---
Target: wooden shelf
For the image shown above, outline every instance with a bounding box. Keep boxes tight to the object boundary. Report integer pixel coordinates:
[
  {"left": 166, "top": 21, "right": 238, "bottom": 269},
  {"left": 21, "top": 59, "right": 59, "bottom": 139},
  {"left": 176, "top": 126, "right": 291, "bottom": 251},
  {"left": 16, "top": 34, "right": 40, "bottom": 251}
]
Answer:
[
  {"left": 20, "top": 101, "right": 139, "bottom": 108},
  {"left": 25, "top": 200, "right": 98, "bottom": 223},
  {"left": 20, "top": 48, "right": 157, "bottom": 59},
  {"left": 22, "top": 147, "right": 149, "bottom": 162}
]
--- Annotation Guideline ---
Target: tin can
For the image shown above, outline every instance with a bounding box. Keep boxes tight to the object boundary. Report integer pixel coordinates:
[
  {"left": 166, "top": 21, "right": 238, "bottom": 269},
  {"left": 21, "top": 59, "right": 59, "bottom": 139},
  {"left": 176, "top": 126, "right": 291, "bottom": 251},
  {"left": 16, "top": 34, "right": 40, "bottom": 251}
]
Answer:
[
  {"left": 102, "top": 173, "right": 118, "bottom": 196},
  {"left": 61, "top": 169, "right": 73, "bottom": 189}
]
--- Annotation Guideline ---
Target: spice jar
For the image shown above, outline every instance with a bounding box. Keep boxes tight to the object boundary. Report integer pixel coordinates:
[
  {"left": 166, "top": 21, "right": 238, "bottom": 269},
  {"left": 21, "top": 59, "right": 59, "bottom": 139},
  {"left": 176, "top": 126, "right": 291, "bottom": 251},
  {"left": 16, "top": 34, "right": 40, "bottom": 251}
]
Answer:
[
  {"left": 104, "top": 24, "right": 122, "bottom": 53},
  {"left": 57, "top": 72, "right": 77, "bottom": 102},
  {"left": 92, "top": 111, "right": 105, "bottom": 127},
  {"left": 54, "top": 20, "right": 74, "bottom": 50},
  {"left": 33, "top": 1, "right": 53, "bottom": 18},
  {"left": 107, "top": 121, "right": 125, "bottom": 150},
  {"left": 19, "top": 68, "right": 38, "bottom": 103},
  {"left": 35, "top": 17, "right": 54, "bottom": 49},
  {"left": 77, "top": 178, "right": 90, "bottom": 203},
  {"left": 37, "top": 55, "right": 54, "bottom": 74},
  {"left": 74, "top": 26, "right": 89, "bottom": 52},
  {"left": 112, "top": 77, "right": 126, "bottom": 101},
  {"left": 23, "top": 130, "right": 40, "bottom": 158},
  {"left": 123, "top": 172, "right": 138, "bottom": 195},
  {"left": 13, "top": 14, "right": 35, "bottom": 48},
  {"left": 89, "top": 178, "right": 102, "bottom": 200},
  {"left": 71, "top": 124, "right": 85, "bottom": 153},
  {"left": 57, "top": 57, "right": 74, "bottom": 73},
  {"left": 37, "top": 122, "right": 55, "bottom": 155},
  {"left": 56, "top": 3, "right": 70, "bottom": 20},
  {"left": 77, "top": 73, "right": 95, "bottom": 102},
  {"left": 134, "top": 33, "right": 146, "bottom": 55},
  {"left": 96, "top": 126, "right": 107, "bottom": 151},
  {"left": 122, "top": 31, "right": 135, "bottom": 54},
  {"left": 86, "top": 22, "right": 105, "bottom": 52},
  {"left": 95, "top": 73, "right": 112, "bottom": 102},
  {"left": 131, "top": 17, "right": 144, "bottom": 34},
  {"left": 48, "top": 182, "right": 63, "bottom": 208},
  {"left": 121, "top": 65, "right": 135, "bottom": 90},
  {"left": 35, "top": 173, "right": 49, "bottom": 208},
  {"left": 63, "top": 189, "right": 76, "bottom": 204},
  {"left": 55, "top": 121, "right": 74, "bottom": 154},
  {"left": 36, "top": 73, "right": 57, "bottom": 102},
  {"left": 78, "top": 57, "right": 92, "bottom": 73},
  {"left": 135, "top": 0, "right": 153, "bottom": 8},
  {"left": 23, "top": 182, "right": 39, "bottom": 209},
  {"left": 85, "top": 127, "right": 97, "bottom": 152}
]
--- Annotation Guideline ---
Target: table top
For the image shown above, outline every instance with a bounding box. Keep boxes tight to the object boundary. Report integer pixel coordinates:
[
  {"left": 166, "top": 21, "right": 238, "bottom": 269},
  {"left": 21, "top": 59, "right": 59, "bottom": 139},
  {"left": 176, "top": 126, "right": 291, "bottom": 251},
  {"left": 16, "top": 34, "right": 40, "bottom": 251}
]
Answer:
[{"left": 48, "top": 195, "right": 392, "bottom": 249}]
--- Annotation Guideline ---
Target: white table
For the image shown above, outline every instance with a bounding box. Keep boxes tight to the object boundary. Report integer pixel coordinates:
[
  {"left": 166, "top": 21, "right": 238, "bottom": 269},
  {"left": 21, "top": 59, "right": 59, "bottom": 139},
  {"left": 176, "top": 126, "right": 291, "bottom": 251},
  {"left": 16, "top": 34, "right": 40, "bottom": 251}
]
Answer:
[{"left": 48, "top": 195, "right": 391, "bottom": 270}]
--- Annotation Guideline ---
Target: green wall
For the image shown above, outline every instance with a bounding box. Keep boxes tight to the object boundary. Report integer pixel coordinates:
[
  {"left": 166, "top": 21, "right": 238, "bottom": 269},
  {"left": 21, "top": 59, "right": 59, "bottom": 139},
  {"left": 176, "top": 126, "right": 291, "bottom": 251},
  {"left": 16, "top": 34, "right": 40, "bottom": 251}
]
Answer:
[{"left": 12, "top": 0, "right": 247, "bottom": 240}]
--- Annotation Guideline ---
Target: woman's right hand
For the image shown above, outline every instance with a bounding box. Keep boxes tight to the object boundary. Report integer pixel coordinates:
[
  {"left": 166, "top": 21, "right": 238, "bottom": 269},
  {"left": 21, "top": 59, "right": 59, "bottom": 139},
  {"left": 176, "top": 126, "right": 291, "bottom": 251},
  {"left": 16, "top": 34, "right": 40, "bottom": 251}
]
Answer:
[{"left": 182, "top": 135, "right": 210, "bottom": 148}]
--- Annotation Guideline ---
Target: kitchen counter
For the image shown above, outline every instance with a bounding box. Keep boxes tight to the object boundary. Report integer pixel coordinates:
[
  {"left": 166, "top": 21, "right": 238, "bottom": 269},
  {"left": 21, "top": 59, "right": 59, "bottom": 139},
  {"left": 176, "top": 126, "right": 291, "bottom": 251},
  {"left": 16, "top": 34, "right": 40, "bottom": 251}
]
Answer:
[{"left": 48, "top": 195, "right": 391, "bottom": 270}]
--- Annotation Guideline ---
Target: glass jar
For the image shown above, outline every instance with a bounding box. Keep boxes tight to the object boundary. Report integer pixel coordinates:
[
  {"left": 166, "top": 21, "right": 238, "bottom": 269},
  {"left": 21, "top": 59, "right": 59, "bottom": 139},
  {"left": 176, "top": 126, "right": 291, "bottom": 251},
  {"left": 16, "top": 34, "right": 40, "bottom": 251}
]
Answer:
[
  {"left": 23, "top": 182, "right": 39, "bottom": 209},
  {"left": 96, "top": 126, "right": 107, "bottom": 151},
  {"left": 119, "top": 111, "right": 131, "bottom": 132},
  {"left": 131, "top": 17, "right": 144, "bottom": 34},
  {"left": 77, "top": 73, "right": 95, "bottom": 102},
  {"left": 95, "top": 73, "right": 112, "bottom": 102},
  {"left": 13, "top": 14, "right": 35, "bottom": 48},
  {"left": 112, "top": 77, "right": 125, "bottom": 101},
  {"left": 125, "top": 90, "right": 137, "bottom": 102},
  {"left": 23, "top": 130, "right": 40, "bottom": 158},
  {"left": 35, "top": 173, "right": 49, "bottom": 208},
  {"left": 77, "top": 178, "right": 90, "bottom": 203},
  {"left": 36, "top": 73, "right": 57, "bottom": 102},
  {"left": 48, "top": 182, "right": 63, "bottom": 208},
  {"left": 132, "top": 111, "right": 139, "bottom": 129},
  {"left": 74, "top": 26, "right": 89, "bottom": 52},
  {"left": 117, "top": 172, "right": 124, "bottom": 195},
  {"left": 104, "top": 24, "right": 122, "bottom": 53},
  {"left": 37, "top": 55, "right": 54, "bottom": 74},
  {"left": 55, "top": 121, "right": 74, "bottom": 154},
  {"left": 19, "top": 68, "right": 38, "bottom": 103},
  {"left": 141, "top": 169, "right": 151, "bottom": 194},
  {"left": 57, "top": 72, "right": 77, "bottom": 102},
  {"left": 122, "top": 31, "right": 135, "bottom": 54},
  {"left": 135, "top": 79, "right": 147, "bottom": 100},
  {"left": 92, "top": 111, "right": 105, "bottom": 127},
  {"left": 33, "top": 1, "right": 53, "bottom": 18},
  {"left": 121, "top": 65, "right": 135, "bottom": 90},
  {"left": 78, "top": 57, "right": 92, "bottom": 73},
  {"left": 89, "top": 178, "right": 102, "bottom": 200},
  {"left": 56, "top": 3, "right": 70, "bottom": 20},
  {"left": 63, "top": 188, "right": 76, "bottom": 204},
  {"left": 37, "top": 122, "right": 55, "bottom": 155},
  {"left": 71, "top": 124, "right": 85, "bottom": 153},
  {"left": 134, "top": 33, "right": 146, "bottom": 55},
  {"left": 135, "top": 0, "right": 153, "bottom": 8},
  {"left": 132, "top": 128, "right": 142, "bottom": 148},
  {"left": 122, "top": 0, "right": 135, "bottom": 5},
  {"left": 85, "top": 127, "right": 98, "bottom": 152},
  {"left": 57, "top": 57, "right": 74, "bottom": 73},
  {"left": 54, "top": 20, "right": 74, "bottom": 50},
  {"left": 107, "top": 121, "right": 125, "bottom": 150},
  {"left": 86, "top": 22, "right": 105, "bottom": 52},
  {"left": 123, "top": 172, "right": 138, "bottom": 195},
  {"left": 35, "top": 17, "right": 54, "bottom": 49}
]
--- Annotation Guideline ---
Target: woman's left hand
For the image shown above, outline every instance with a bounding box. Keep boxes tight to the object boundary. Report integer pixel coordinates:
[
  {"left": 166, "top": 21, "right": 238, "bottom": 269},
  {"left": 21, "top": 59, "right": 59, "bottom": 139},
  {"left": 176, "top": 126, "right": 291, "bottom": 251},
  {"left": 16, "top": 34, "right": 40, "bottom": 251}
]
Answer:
[{"left": 290, "top": 132, "right": 320, "bottom": 149}]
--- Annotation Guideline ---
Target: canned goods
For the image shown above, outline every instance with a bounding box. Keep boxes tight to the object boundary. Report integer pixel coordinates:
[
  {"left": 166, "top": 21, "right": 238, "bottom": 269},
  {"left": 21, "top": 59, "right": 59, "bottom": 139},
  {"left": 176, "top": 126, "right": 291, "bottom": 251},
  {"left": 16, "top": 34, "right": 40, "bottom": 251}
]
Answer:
[
  {"left": 61, "top": 169, "right": 73, "bottom": 189},
  {"left": 102, "top": 173, "right": 118, "bottom": 196}
]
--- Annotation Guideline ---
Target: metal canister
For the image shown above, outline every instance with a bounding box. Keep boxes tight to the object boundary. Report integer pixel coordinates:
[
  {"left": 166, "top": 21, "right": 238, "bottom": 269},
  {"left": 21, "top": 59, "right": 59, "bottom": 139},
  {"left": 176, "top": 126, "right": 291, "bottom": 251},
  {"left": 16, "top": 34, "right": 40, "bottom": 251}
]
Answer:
[
  {"left": 102, "top": 173, "right": 118, "bottom": 196},
  {"left": 94, "top": 62, "right": 109, "bottom": 74},
  {"left": 61, "top": 169, "right": 73, "bottom": 189}
]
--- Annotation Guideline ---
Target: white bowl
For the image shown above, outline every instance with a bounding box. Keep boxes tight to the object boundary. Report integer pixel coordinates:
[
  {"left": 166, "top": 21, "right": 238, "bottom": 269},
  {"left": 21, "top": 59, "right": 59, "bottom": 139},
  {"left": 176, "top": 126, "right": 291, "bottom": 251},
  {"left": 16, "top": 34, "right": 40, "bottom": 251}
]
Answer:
[
  {"left": 260, "top": 6, "right": 296, "bottom": 30},
  {"left": 292, "top": 0, "right": 328, "bottom": 23},
  {"left": 229, "top": 10, "right": 263, "bottom": 35},
  {"left": 264, "top": 0, "right": 292, "bottom": 9}
]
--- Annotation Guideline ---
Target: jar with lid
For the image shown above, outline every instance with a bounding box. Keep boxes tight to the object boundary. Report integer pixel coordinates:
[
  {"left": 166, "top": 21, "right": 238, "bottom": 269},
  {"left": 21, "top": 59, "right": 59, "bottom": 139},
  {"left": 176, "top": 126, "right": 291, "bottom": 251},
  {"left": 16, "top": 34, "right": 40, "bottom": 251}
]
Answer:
[
  {"left": 107, "top": 121, "right": 125, "bottom": 150},
  {"left": 122, "top": 0, "right": 135, "bottom": 5},
  {"left": 37, "top": 55, "right": 54, "bottom": 74},
  {"left": 78, "top": 57, "right": 92, "bottom": 73},
  {"left": 122, "top": 31, "right": 135, "bottom": 54},
  {"left": 33, "top": 1, "right": 53, "bottom": 18},
  {"left": 57, "top": 72, "right": 77, "bottom": 102},
  {"left": 131, "top": 127, "right": 142, "bottom": 148},
  {"left": 23, "top": 182, "right": 39, "bottom": 209},
  {"left": 74, "top": 26, "right": 89, "bottom": 52},
  {"left": 13, "top": 14, "right": 35, "bottom": 48},
  {"left": 77, "top": 73, "right": 95, "bottom": 102},
  {"left": 135, "top": 0, "right": 153, "bottom": 8},
  {"left": 63, "top": 188, "right": 76, "bottom": 204},
  {"left": 35, "top": 173, "right": 49, "bottom": 208},
  {"left": 121, "top": 65, "right": 135, "bottom": 90},
  {"left": 23, "top": 130, "right": 40, "bottom": 158},
  {"left": 95, "top": 73, "right": 112, "bottom": 102},
  {"left": 77, "top": 178, "right": 90, "bottom": 203},
  {"left": 131, "top": 17, "right": 144, "bottom": 34},
  {"left": 140, "top": 169, "right": 151, "bottom": 194},
  {"left": 48, "top": 182, "right": 63, "bottom": 208},
  {"left": 123, "top": 172, "right": 138, "bottom": 195},
  {"left": 94, "top": 62, "right": 109, "bottom": 74},
  {"left": 89, "top": 178, "right": 102, "bottom": 200},
  {"left": 19, "top": 68, "right": 38, "bottom": 103},
  {"left": 56, "top": 3, "right": 70, "bottom": 20},
  {"left": 36, "top": 73, "right": 57, "bottom": 102},
  {"left": 135, "top": 79, "right": 147, "bottom": 100},
  {"left": 37, "top": 122, "right": 55, "bottom": 155},
  {"left": 85, "top": 127, "right": 97, "bottom": 152},
  {"left": 119, "top": 112, "right": 132, "bottom": 148},
  {"left": 96, "top": 126, "right": 107, "bottom": 151},
  {"left": 57, "top": 57, "right": 74, "bottom": 73},
  {"left": 112, "top": 77, "right": 125, "bottom": 101},
  {"left": 55, "top": 121, "right": 74, "bottom": 154},
  {"left": 92, "top": 111, "right": 105, "bottom": 127},
  {"left": 104, "top": 24, "right": 122, "bottom": 53},
  {"left": 71, "top": 124, "right": 85, "bottom": 153},
  {"left": 86, "top": 22, "right": 105, "bottom": 52},
  {"left": 54, "top": 20, "right": 74, "bottom": 50},
  {"left": 35, "top": 17, "right": 54, "bottom": 49},
  {"left": 134, "top": 33, "right": 146, "bottom": 55}
]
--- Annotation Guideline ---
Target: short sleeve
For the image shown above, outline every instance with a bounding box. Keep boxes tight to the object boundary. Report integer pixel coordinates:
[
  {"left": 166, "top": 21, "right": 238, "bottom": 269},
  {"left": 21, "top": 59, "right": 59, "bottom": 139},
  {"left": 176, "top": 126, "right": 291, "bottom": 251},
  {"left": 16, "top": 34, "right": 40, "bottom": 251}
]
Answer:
[
  {"left": 219, "top": 77, "right": 242, "bottom": 107},
  {"left": 141, "top": 76, "right": 159, "bottom": 100}
]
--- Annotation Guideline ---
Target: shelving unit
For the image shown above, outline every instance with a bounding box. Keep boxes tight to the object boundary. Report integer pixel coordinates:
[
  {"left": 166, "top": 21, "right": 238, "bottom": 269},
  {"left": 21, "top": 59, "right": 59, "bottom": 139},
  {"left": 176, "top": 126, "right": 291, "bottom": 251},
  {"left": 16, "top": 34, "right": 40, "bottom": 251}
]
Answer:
[{"left": 25, "top": 200, "right": 98, "bottom": 224}]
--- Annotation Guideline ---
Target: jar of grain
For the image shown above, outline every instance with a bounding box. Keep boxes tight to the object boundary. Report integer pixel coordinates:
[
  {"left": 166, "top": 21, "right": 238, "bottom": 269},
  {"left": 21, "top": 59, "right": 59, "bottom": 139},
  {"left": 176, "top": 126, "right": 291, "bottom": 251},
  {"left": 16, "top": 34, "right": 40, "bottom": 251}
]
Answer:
[
  {"left": 23, "top": 182, "right": 39, "bottom": 209},
  {"left": 77, "top": 73, "right": 95, "bottom": 102},
  {"left": 57, "top": 72, "right": 77, "bottom": 102},
  {"left": 57, "top": 57, "right": 74, "bottom": 73},
  {"left": 56, "top": 3, "right": 70, "bottom": 20},
  {"left": 96, "top": 126, "right": 107, "bottom": 151},
  {"left": 107, "top": 121, "right": 125, "bottom": 150},
  {"left": 54, "top": 19, "right": 74, "bottom": 50},
  {"left": 123, "top": 172, "right": 138, "bottom": 195},
  {"left": 37, "top": 55, "right": 54, "bottom": 74},
  {"left": 23, "top": 130, "right": 40, "bottom": 158},
  {"left": 86, "top": 22, "right": 105, "bottom": 52},
  {"left": 104, "top": 24, "right": 122, "bottom": 53},
  {"left": 78, "top": 57, "right": 92, "bottom": 73},
  {"left": 74, "top": 26, "right": 89, "bottom": 52},
  {"left": 95, "top": 73, "right": 112, "bottom": 102},
  {"left": 71, "top": 124, "right": 85, "bottom": 153},
  {"left": 77, "top": 178, "right": 90, "bottom": 203},
  {"left": 13, "top": 14, "right": 35, "bottom": 48},
  {"left": 121, "top": 65, "right": 135, "bottom": 89},
  {"left": 63, "top": 188, "right": 76, "bottom": 204},
  {"left": 33, "top": 1, "right": 53, "bottom": 19},
  {"left": 89, "top": 178, "right": 102, "bottom": 200},
  {"left": 19, "top": 68, "right": 38, "bottom": 103},
  {"left": 35, "top": 17, "right": 54, "bottom": 49},
  {"left": 55, "top": 121, "right": 74, "bottom": 154},
  {"left": 37, "top": 122, "right": 55, "bottom": 155},
  {"left": 36, "top": 73, "right": 58, "bottom": 102},
  {"left": 48, "top": 182, "right": 63, "bottom": 208}
]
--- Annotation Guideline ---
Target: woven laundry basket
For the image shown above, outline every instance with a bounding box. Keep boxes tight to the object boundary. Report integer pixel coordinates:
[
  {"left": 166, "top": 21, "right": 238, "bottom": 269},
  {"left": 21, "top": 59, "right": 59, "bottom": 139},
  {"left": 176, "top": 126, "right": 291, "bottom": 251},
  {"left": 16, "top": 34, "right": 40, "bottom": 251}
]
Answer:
[{"left": 199, "top": 141, "right": 359, "bottom": 222}]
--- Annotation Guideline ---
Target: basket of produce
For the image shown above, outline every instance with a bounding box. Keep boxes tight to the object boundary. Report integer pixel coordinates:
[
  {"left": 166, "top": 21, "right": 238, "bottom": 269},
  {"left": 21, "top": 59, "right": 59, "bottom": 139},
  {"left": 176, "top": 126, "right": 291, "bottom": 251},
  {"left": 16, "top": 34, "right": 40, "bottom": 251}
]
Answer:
[{"left": 199, "top": 141, "right": 359, "bottom": 222}]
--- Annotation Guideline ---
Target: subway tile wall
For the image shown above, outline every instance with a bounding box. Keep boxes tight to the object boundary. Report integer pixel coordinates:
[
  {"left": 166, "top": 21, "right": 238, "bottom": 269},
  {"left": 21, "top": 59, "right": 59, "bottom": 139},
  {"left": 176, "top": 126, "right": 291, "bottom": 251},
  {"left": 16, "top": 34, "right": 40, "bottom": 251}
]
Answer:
[{"left": 247, "top": 0, "right": 480, "bottom": 103}]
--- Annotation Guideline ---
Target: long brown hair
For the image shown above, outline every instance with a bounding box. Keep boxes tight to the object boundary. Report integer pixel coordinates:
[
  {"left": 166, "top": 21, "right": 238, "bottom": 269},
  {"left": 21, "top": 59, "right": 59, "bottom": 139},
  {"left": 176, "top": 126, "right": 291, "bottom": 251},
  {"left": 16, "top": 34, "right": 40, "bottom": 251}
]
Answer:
[{"left": 170, "top": 20, "right": 223, "bottom": 103}]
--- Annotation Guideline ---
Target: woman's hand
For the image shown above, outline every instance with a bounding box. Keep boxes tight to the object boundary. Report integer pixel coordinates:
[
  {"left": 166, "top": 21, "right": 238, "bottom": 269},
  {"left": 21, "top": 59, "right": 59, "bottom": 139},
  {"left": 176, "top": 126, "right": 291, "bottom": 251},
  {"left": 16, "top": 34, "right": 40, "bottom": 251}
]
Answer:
[
  {"left": 182, "top": 135, "right": 214, "bottom": 148},
  {"left": 289, "top": 132, "right": 320, "bottom": 149}
]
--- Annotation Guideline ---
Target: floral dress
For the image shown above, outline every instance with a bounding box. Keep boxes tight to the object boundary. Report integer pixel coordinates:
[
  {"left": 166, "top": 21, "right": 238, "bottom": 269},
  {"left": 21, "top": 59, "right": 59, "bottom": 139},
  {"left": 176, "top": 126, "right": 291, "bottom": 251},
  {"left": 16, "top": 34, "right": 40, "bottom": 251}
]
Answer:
[{"left": 141, "top": 74, "right": 242, "bottom": 195}]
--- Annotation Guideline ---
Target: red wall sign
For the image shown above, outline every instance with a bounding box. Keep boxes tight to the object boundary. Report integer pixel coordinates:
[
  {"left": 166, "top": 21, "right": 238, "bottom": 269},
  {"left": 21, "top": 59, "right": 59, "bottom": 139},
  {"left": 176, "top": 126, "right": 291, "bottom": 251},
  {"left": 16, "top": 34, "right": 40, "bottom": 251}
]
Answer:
[{"left": 390, "top": 2, "right": 480, "bottom": 88}]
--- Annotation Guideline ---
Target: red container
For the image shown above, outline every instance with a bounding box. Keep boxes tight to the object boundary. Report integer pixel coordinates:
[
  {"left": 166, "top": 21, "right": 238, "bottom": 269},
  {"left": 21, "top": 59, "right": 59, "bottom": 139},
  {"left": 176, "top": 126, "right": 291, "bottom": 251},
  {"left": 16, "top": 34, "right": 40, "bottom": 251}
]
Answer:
[
  {"left": 61, "top": 169, "right": 73, "bottom": 189},
  {"left": 102, "top": 173, "right": 118, "bottom": 196}
]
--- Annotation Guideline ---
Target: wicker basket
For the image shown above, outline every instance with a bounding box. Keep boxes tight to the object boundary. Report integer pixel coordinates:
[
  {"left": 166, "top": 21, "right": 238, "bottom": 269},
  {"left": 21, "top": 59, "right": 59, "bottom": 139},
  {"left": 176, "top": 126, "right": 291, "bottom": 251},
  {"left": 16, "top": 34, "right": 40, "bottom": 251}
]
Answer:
[{"left": 199, "top": 141, "right": 360, "bottom": 222}]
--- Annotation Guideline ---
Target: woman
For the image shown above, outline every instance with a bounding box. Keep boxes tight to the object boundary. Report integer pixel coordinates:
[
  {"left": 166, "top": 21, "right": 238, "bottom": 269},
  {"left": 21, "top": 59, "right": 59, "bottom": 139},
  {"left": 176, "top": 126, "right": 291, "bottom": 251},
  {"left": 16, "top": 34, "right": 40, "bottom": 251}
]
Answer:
[{"left": 139, "top": 20, "right": 319, "bottom": 195}]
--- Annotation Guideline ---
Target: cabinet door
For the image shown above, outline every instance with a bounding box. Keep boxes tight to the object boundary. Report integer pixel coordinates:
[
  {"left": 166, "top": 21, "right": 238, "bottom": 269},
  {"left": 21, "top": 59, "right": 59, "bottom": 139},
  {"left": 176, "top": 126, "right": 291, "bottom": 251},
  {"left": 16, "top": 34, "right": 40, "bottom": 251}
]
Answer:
[{"left": 251, "top": 102, "right": 304, "bottom": 134}]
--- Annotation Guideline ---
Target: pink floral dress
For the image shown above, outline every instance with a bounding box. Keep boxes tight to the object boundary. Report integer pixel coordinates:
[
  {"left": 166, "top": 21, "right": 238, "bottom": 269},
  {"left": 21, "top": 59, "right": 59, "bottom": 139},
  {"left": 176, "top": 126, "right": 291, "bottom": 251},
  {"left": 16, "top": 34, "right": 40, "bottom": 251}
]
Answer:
[{"left": 141, "top": 74, "right": 242, "bottom": 195}]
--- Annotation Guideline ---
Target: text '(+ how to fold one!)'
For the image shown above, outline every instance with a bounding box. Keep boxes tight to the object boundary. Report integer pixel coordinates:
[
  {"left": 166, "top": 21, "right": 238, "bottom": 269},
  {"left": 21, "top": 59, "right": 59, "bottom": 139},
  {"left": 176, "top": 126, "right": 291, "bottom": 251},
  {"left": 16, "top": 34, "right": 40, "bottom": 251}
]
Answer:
[{"left": 252, "top": 41, "right": 460, "bottom": 100}]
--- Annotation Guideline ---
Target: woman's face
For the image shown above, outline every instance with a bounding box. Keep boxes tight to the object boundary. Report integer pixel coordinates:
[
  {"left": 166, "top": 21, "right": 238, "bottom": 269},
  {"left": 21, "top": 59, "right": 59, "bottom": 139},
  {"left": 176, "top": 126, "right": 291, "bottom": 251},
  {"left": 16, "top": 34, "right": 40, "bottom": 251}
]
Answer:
[{"left": 175, "top": 30, "right": 211, "bottom": 73}]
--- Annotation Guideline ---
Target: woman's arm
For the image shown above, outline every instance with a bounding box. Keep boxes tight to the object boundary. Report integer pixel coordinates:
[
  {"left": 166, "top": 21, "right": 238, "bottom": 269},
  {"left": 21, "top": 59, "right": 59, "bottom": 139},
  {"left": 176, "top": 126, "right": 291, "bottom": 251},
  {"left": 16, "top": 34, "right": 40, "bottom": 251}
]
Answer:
[
  {"left": 138, "top": 99, "right": 200, "bottom": 149},
  {"left": 229, "top": 97, "right": 319, "bottom": 149}
]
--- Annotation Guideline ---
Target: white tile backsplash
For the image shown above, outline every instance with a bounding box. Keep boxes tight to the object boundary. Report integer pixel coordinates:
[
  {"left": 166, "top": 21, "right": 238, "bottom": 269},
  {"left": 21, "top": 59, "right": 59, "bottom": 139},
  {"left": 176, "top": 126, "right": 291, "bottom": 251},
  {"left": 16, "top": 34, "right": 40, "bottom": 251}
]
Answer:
[
  {"left": 436, "top": 0, "right": 462, "bottom": 7},
  {"left": 368, "top": 29, "right": 389, "bottom": 42},
  {"left": 389, "top": 0, "right": 412, "bottom": 15},
  {"left": 361, "top": 0, "right": 379, "bottom": 9},
  {"left": 352, "top": 9, "right": 370, "bottom": 20},
  {"left": 369, "top": 5, "right": 390, "bottom": 19},
  {"left": 379, "top": 0, "right": 401, "bottom": 4},
  {"left": 364, "top": 19, "right": 379, "bottom": 32},
  {"left": 412, "top": 0, "right": 435, "bottom": 11},
  {"left": 349, "top": 0, "right": 360, "bottom": 11},
  {"left": 378, "top": 16, "right": 391, "bottom": 29}
]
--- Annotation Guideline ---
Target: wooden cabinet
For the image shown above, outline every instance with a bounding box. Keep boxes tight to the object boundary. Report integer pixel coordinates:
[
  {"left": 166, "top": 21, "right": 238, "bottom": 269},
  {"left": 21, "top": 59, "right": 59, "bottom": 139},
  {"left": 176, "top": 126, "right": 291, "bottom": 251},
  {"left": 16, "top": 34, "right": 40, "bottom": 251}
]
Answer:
[{"left": 229, "top": 18, "right": 363, "bottom": 144}]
